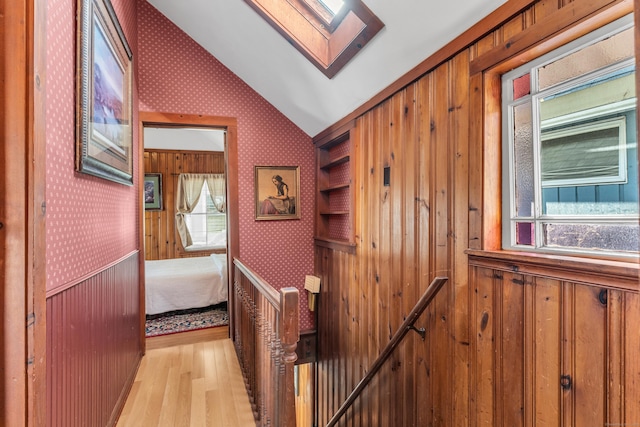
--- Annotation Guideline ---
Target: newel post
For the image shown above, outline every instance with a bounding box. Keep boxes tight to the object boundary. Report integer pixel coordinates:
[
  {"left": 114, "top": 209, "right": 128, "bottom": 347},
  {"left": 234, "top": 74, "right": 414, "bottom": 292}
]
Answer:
[{"left": 279, "top": 287, "right": 299, "bottom": 427}]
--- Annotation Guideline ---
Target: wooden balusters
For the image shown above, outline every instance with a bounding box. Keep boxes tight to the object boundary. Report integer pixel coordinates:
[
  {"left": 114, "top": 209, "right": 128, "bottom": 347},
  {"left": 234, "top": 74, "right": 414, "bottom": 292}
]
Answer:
[{"left": 233, "top": 259, "right": 300, "bottom": 427}]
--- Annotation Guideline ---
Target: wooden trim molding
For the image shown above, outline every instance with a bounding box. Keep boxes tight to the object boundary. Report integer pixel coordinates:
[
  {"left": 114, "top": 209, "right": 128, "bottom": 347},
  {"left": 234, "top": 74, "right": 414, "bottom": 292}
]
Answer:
[
  {"left": 467, "top": 249, "right": 639, "bottom": 292},
  {"left": 2, "top": 0, "right": 47, "bottom": 424},
  {"left": 139, "top": 111, "right": 239, "bottom": 342},
  {"left": 470, "top": 0, "right": 631, "bottom": 74},
  {"left": 45, "top": 250, "right": 139, "bottom": 298},
  {"left": 314, "top": 237, "right": 356, "bottom": 254}
]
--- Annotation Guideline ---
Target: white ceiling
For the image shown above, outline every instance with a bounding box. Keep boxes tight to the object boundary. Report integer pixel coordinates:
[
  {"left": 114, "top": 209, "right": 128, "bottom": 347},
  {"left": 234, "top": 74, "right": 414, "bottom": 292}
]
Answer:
[
  {"left": 147, "top": 0, "right": 507, "bottom": 137},
  {"left": 144, "top": 127, "right": 225, "bottom": 151}
]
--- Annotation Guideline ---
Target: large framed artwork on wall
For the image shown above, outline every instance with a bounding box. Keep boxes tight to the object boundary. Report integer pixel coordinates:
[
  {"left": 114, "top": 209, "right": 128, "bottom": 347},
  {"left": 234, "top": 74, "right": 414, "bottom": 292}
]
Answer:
[
  {"left": 75, "top": 0, "right": 133, "bottom": 185},
  {"left": 255, "top": 166, "right": 300, "bottom": 220}
]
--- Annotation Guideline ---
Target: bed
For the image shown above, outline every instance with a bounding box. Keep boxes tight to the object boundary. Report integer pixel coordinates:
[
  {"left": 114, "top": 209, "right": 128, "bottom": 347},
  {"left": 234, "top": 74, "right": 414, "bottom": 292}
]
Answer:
[{"left": 145, "top": 253, "right": 228, "bottom": 315}]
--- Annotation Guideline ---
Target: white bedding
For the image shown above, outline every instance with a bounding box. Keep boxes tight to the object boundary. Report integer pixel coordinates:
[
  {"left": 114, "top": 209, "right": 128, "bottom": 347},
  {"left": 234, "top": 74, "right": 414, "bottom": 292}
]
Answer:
[{"left": 145, "top": 253, "right": 228, "bottom": 315}]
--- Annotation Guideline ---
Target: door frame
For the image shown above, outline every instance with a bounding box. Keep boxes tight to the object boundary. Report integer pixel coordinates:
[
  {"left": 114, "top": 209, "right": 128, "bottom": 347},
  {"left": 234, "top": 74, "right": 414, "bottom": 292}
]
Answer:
[
  {"left": 1, "top": 0, "right": 47, "bottom": 424},
  {"left": 138, "top": 112, "right": 239, "bottom": 349}
]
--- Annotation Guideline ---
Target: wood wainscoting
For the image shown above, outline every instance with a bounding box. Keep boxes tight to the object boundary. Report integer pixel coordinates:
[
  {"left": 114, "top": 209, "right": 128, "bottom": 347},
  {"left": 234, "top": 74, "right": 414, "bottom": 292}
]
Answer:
[
  {"left": 312, "top": 1, "right": 637, "bottom": 425},
  {"left": 46, "top": 251, "right": 142, "bottom": 427},
  {"left": 468, "top": 251, "right": 639, "bottom": 426}
]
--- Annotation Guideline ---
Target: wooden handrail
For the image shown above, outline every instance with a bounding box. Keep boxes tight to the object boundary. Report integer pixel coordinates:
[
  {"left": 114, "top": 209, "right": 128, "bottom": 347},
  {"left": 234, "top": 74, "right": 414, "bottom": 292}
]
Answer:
[
  {"left": 326, "top": 276, "right": 449, "bottom": 427},
  {"left": 232, "top": 258, "right": 299, "bottom": 427}
]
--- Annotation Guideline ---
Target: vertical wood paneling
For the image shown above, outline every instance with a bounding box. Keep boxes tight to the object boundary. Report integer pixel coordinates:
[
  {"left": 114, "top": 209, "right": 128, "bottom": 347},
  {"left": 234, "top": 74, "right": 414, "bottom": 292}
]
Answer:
[
  {"left": 314, "top": 1, "right": 637, "bottom": 427},
  {"left": 498, "top": 272, "right": 525, "bottom": 427},
  {"left": 144, "top": 149, "right": 225, "bottom": 260},
  {"left": 46, "top": 252, "right": 141, "bottom": 427},
  {"left": 623, "top": 291, "right": 640, "bottom": 425},
  {"left": 531, "top": 277, "right": 562, "bottom": 427},
  {"left": 572, "top": 284, "right": 607, "bottom": 426},
  {"left": 450, "top": 49, "right": 472, "bottom": 427}
]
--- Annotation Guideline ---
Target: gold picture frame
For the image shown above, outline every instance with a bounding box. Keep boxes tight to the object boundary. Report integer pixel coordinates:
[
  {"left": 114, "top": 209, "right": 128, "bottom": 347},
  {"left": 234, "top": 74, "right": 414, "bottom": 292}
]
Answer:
[
  {"left": 254, "top": 166, "right": 300, "bottom": 220},
  {"left": 76, "top": 0, "right": 133, "bottom": 185}
]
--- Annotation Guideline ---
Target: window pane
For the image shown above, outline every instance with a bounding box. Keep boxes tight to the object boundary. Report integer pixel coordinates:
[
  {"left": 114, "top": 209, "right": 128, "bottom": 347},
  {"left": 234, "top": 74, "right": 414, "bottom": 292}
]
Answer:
[
  {"left": 515, "top": 222, "right": 535, "bottom": 246},
  {"left": 184, "top": 185, "right": 227, "bottom": 249},
  {"left": 513, "top": 102, "right": 534, "bottom": 217},
  {"left": 513, "top": 74, "right": 530, "bottom": 100},
  {"left": 543, "top": 222, "right": 639, "bottom": 252},
  {"left": 538, "top": 28, "right": 634, "bottom": 90},
  {"left": 318, "top": 0, "right": 343, "bottom": 14},
  {"left": 541, "top": 120, "right": 623, "bottom": 185}
]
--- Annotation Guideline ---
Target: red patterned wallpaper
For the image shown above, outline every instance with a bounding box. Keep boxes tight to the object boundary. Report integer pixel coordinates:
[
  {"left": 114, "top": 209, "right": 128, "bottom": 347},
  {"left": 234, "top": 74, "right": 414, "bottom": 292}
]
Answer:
[
  {"left": 138, "top": 0, "right": 316, "bottom": 330},
  {"left": 45, "top": 0, "right": 139, "bottom": 295}
]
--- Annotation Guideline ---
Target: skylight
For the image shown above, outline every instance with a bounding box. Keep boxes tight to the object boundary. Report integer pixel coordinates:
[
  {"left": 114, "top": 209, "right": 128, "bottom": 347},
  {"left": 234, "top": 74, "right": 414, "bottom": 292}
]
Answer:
[
  {"left": 318, "top": 0, "right": 344, "bottom": 15},
  {"left": 244, "top": 0, "right": 384, "bottom": 78}
]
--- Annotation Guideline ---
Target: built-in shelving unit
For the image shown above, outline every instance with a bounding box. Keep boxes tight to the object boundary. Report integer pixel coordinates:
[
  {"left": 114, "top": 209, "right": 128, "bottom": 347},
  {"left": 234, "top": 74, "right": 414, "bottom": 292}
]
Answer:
[{"left": 315, "top": 122, "right": 355, "bottom": 250}]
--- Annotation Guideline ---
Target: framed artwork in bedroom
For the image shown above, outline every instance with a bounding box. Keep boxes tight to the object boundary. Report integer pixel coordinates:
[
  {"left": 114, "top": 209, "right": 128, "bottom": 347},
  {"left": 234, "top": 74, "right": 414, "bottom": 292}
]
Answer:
[
  {"left": 144, "top": 173, "right": 163, "bottom": 211},
  {"left": 254, "top": 166, "right": 300, "bottom": 220},
  {"left": 75, "top": 0, "right": 133, "bottom": 185}
]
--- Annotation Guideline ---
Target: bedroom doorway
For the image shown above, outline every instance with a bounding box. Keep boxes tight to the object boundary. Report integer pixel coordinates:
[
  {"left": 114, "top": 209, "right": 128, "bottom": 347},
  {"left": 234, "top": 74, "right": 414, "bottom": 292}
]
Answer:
[{"left": 139, "top": 112, "right": 239, "bottom": 348}]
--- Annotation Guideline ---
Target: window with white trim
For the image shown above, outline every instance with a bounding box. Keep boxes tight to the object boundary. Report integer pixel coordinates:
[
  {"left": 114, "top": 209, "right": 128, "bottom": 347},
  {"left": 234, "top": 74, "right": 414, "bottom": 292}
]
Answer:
[
  {"left": 502, "top": 15, "right": 638, "bottom": 256},
  {"left": 184, "top": 184, "right": 226, "bottom": 250}
]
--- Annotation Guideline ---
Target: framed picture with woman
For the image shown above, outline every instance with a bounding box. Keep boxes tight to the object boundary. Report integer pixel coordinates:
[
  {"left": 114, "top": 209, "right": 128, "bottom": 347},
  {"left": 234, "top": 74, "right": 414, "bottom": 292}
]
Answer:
[{"left": 254, "top": 166, "right": 300, "bottom": 220}]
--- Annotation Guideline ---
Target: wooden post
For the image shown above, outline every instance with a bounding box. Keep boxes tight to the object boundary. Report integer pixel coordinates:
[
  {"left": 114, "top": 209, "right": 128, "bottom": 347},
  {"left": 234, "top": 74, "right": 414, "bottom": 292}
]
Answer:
[{"left": 279, "top": 287, "right": 300, "bottom": 427}]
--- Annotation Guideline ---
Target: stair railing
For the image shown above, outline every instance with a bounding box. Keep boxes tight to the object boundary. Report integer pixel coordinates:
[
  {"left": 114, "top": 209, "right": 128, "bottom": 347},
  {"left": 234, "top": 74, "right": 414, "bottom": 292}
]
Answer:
[
  {"left": 233, "top": 258, "right": 299, "bottom": 427},
  {"left": 326, "top": 276, "right": 449, "bottom": 427}
]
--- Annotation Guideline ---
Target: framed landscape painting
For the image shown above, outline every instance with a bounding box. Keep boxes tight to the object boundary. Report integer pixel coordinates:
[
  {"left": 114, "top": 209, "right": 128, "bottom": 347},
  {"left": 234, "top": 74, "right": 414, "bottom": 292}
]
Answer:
[
  {"left": 76, "top": 0, "right": 133, "bottom": 185},
  {"left": 254, "top": 166, "right": 300, "bottom": 220}
]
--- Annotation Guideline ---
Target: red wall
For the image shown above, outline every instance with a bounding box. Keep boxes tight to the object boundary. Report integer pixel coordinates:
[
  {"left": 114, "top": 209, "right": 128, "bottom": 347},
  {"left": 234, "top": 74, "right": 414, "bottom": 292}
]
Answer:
[
  {"left": 45, "top": 0, "right": 140, "bottom": 296},
  {"left": 138, "top": 0, "right": 316, "bottom": 330},
  {"left": 45, "top": 0, "right": 143, "bottom": 425}
]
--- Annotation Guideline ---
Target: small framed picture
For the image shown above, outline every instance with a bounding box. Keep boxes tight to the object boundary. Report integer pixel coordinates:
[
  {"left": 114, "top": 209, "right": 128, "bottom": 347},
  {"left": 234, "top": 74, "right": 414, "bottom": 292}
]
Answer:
[
  {"left": 75, "top": 0, "right": 133, "bottom": 185},
  {"left": 144, "top": 173, "right": 163, "bottom": 211},
  {"left": 254, "top": 166, "right": 300, "bottom": 220}
]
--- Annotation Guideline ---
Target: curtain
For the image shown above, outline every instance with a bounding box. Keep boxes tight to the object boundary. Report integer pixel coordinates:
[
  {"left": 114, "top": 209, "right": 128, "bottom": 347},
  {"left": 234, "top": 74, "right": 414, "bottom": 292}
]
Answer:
[
  {"left": 176, "top": 174, "right": 206, "bottom": 247},
  {"left": 205, "top": 174, "right": 226, "bottom": 213},
  {"left": 176, "top": 173, "right": 226, "bottom": 248}
]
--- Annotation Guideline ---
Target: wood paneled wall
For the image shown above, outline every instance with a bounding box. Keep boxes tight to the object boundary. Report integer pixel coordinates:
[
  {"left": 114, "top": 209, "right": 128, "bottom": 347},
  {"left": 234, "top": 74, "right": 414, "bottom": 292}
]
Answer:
[
  {"left": 143, "top": 149, "right": 225, "bottom": 260},
  {"left": 314, "top": 1, "right": 638, "bottom": 426},
  {"left": 46, "top": 252, "right": 141, "bottom": 427},
  {"left": 467, "top": 252, "right": 639, "bottom": 427}
]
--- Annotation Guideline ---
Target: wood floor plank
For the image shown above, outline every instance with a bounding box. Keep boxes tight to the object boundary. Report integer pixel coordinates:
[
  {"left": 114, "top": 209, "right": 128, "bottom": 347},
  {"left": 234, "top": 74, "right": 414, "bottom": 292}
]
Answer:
[
  {"left": 191, "top": 378, "right": 206, "bottom": 427},
  {"left": 175, "top": 372, "right": 193, "bottom": 427},
  {"left": 157, "top": 365, "right": 180, "bottom": 426},
  {"left": 116, "top": 336, "right": 256, "bottom": 427}
]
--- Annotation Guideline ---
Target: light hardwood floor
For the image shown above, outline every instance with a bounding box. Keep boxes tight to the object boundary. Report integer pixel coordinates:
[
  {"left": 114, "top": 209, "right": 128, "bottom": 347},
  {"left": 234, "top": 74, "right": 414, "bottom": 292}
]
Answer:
[{"left": 117, "top": 329, "right": 257, "bottom": 427}]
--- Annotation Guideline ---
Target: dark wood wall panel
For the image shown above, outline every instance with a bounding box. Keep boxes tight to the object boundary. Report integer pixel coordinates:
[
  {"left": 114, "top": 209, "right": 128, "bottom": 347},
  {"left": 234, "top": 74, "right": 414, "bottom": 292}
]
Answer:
[
  {"left": 469, "top": 260, "right": 640, "bottom": 427},
  {"left": 144, "top": 149, "right": 225, "bottom": 260},
  {"left": 314, "top": 1, "right": 637, "bottom": 426},
  {"left": 46, "top": 252, "right": 141, "bottom": 427}
]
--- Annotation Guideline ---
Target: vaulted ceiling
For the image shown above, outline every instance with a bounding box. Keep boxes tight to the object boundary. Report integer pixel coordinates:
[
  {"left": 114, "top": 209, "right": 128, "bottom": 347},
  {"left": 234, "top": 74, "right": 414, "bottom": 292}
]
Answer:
[{"left": 147, "top": 0, "right": 507, "bottom": 136}]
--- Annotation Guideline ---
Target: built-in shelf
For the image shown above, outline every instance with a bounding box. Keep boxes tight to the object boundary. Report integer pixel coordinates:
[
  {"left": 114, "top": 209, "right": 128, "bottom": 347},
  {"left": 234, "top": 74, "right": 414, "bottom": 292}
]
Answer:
[
  {"left": 320, "top": 154, "right": 350, "bottom": 170},
  {"left": 319, "top": 183, "right": 350, "bottom": 193},
  {"left": 315, "top": 124, "right": 354, "bottom": 244}
]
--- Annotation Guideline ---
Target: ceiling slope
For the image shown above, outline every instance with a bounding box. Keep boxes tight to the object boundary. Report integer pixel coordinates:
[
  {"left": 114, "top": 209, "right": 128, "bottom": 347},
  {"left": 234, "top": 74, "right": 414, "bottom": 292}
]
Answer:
[{"left": 147, "top": 0, "right": 506, "bottom": 136}]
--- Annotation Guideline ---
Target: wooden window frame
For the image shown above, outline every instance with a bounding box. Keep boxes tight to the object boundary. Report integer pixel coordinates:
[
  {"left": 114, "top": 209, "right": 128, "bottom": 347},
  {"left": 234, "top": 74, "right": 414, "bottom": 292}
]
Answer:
[
  {"left": 243, "top": 0, "right": 383, "bottom": 78},
  {"left": 476, "top": 2, "right": 635, "bottom": 262}
]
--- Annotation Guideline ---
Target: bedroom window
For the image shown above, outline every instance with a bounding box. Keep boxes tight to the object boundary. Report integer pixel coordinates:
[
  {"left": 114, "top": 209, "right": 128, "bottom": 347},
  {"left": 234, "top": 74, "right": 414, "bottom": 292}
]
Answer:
[
  {"left": 176, "top": 173, "right": 227, "bottom": 251},
  {"left": 501, "top": 15, "right": 638, "bottom": 257},
  {"left": 184, "top": 185, "right": 226, "bottom": 249}
]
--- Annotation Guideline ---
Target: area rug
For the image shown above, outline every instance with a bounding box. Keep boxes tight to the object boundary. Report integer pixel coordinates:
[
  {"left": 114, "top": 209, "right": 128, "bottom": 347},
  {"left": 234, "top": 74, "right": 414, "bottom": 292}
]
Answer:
[{"left": 145, "top": 303, "right": 229, "bottom": 337}]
